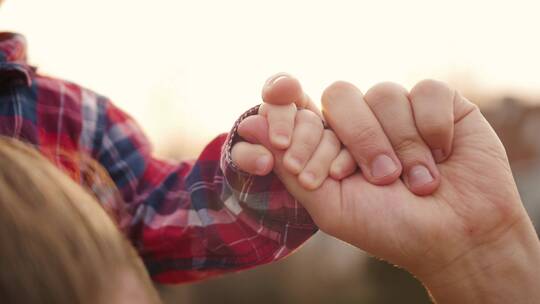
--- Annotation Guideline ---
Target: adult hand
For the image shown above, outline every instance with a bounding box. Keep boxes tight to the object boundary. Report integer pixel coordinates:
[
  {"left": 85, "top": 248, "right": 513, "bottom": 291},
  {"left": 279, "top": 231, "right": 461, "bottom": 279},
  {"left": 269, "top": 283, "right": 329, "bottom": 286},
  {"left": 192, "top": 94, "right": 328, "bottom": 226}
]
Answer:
[
  {"left": 233, "top": 73, "right": 356, "bottom": 180},
  {"left": 240, "top": 80, "right": 540, "bottom": 303}
]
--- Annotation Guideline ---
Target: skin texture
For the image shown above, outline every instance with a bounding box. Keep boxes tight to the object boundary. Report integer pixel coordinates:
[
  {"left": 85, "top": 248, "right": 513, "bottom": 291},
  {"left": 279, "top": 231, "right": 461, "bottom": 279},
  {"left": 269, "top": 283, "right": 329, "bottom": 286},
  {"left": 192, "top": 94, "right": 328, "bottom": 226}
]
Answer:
[
  {"left": 237, "top": 109, "right": 349, "bottom": 190},
  {"left": 241, "top": 78, "right": 540, "bottom": 303},
  {"left": 232, "top": 73, "right": 357, "bottom": 189}
]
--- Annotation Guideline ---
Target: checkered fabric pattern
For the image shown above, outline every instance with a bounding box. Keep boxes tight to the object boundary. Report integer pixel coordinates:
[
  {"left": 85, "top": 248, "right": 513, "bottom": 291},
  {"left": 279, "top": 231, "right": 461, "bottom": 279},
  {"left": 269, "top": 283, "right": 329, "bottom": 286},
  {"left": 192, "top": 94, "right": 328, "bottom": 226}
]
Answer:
[{"left": 0, "top": 32, "right": 317, "bottom": 284}]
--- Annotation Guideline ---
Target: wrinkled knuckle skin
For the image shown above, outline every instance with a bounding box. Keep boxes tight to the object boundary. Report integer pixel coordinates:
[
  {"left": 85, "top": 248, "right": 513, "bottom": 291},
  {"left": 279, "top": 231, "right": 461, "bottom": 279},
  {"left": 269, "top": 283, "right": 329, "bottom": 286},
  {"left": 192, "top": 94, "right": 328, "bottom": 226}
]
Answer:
[
  {"left": 296, "top": 135, "right": 322, "bottom": 154},
  {"left": 410, "top": 79, "right": 452, "bottom": 100},
  {"left": 365, "top": 82, "right": 408, "bottom": 109},
  {"left": 297, "top": 143, "right": 318, "bottom": 157},
  {"left": 342, "top": 124, "right": 380, "bottom": 151},
  {"left": 393, "top": 136, "right": 421, "bottom": 155},
  {"left": 288, "top": 133, "right": 322, "bottom": 161}
]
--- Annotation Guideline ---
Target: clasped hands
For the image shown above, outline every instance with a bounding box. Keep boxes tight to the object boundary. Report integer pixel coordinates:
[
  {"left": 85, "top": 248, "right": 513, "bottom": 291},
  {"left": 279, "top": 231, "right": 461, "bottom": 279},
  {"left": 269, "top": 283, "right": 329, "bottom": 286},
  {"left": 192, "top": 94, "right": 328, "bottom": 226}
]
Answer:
[{"left": 232, "top": 73, "right": 540, "bottom": 303}]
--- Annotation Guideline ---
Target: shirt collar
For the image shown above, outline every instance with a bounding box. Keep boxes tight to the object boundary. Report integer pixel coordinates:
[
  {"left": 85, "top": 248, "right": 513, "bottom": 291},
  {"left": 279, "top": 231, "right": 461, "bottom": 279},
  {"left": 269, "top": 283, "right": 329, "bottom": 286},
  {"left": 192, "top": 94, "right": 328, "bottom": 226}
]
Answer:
[
  {"left": 0, "top": 32, "right": 33, "bottom": 87},
  {"left": 0, "top": 32, "right": 28, "bottom": 64}
]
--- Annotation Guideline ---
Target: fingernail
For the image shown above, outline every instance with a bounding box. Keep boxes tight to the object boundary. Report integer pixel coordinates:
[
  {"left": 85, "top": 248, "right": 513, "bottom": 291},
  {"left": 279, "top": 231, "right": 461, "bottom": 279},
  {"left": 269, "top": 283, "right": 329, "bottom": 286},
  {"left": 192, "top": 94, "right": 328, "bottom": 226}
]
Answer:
[
  {"left": 266, "top": 74, "right": 289, "bottom": 88},
  {"left": 432, "top": 149, "right": 445, "bottom": 162},
  {"left": 371, "top": 154, "right": 398, "bottom": 178},
  {"left": 256, "top": 155, "right": 271, "bottom": 175},
  {"left": 408, "top": 165, "right": 434, "bottom": 188},
  {"left": 299, "top": 171, "right": 317, "bottom": 188}
]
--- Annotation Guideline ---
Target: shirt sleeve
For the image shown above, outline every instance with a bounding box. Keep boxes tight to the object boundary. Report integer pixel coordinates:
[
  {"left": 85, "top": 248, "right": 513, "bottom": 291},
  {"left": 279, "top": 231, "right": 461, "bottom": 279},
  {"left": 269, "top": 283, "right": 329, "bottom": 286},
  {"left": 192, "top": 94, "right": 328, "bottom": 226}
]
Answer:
[{"left": 94, "top": 99, "right": 317, "bottom": 284}]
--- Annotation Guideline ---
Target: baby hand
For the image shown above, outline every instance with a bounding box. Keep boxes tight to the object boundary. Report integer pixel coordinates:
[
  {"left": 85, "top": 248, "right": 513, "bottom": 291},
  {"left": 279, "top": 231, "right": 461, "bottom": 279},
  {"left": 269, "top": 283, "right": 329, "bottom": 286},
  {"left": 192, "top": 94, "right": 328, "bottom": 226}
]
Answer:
[
  {"left": 236, "top": 105, "right": 357, "bottom": 190},
  {"left": 232, "top": 73, "right": 356, "bottom": 189}
]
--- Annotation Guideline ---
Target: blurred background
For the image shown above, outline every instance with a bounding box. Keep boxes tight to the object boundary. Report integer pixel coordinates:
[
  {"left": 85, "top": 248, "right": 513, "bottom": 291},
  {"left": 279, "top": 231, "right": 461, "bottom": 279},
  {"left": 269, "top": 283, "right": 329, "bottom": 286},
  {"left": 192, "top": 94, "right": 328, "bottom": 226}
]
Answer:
[{"left": 2, "top": 0, "right": 540, "bottom": 303}]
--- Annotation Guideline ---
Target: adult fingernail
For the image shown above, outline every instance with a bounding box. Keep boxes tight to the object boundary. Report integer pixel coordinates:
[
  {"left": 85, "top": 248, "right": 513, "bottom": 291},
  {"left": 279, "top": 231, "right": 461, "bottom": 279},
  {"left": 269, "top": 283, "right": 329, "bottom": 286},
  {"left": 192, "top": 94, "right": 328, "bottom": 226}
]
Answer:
[
  {"left": 371, "top": 154, "right": 398, "bottom": 178},
  {"left": 408, "top": 165, "right": 434, "bottom": 188},
  {"left": 256, "top": 155, "right": 271, "bottom": 175},
  {"left": 432, "top": 149, "right": 445, "bottom": 162}
]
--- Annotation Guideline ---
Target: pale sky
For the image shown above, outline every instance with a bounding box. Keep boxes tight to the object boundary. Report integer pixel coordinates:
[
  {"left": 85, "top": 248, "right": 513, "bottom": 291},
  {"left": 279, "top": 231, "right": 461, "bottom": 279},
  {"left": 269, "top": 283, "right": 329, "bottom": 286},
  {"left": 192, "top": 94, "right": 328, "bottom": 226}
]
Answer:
[{"left": 1, "top": 0, "right": 539, "bottom": 154}]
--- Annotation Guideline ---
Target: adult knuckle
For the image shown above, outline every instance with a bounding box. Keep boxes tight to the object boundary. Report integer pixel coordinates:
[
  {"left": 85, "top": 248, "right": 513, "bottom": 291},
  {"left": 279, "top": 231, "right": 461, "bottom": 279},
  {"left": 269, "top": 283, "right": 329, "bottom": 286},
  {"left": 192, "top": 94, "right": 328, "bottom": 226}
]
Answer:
[
  {"left": 321, "top": 81, "right": 361, "bottom": 108},
  {"left": 410, "top": 79, "right": 452, "bottom": 100},
  {"left": 343, "top": 123, "right": 380, "bottom": 150},
  {"left": 393, "top": 134, "right": 421, "bottom": 155},
  {"left": 325, "top": 80, "right": 358, "bottom": 95},
  {"left": 365, "top": 82, "right": 408, "bottom": 109}
]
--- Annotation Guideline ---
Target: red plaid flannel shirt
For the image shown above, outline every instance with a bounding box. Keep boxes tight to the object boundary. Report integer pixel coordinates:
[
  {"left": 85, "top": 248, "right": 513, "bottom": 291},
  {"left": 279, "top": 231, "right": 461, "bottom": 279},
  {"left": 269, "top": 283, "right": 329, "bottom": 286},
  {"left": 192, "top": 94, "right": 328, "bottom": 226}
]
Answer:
[{"left": 0, "top": 32, "right": 317, "bottom": 284}]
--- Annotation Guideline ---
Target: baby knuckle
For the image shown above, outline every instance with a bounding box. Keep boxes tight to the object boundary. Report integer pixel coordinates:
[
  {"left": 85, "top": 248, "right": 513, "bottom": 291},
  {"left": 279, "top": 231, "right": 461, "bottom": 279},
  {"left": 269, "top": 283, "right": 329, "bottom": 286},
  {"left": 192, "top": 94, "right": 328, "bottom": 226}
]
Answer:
[
  {"left": 297, "top": 136, "right": 321, "bottom": 152},
  {"left": 272, "top": 120, "right": 292, "bottom": 131},
  {"left": 323, "top": 129, "right": 340, "bottom": 146},
  {"left": 297, "top": 110, "right": 323, "bottom": 128},
  {"left": 288, "top": 141, "right": 319, "bottom": 162}
]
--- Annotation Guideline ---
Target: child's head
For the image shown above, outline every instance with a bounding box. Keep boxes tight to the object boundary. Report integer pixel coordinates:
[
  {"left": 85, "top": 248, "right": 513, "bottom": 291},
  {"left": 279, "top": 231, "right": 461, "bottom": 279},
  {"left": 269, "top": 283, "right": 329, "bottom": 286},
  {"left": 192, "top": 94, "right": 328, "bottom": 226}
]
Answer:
[{"left": 0, "top": 137, "right": 161, "bottom": 304}]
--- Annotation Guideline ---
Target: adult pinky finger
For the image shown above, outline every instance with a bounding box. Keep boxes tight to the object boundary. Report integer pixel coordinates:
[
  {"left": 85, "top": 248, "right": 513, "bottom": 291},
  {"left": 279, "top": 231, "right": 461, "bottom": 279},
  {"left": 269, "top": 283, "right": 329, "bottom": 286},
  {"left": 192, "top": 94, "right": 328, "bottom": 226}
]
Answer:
[
  {"left": 409, "top": 79, "right": 455, "bottom": 163},
  {"left": 231, "top": 142, "right": 274, "bottom": 176}
]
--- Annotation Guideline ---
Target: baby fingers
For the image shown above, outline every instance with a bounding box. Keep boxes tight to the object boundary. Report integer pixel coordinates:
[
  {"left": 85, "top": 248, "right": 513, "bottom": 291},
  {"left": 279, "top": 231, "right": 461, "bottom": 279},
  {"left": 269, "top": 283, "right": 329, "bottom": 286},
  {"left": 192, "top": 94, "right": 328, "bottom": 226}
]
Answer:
[
  {"left": 330, "top": 149, "right": 357, "bottom": 180},
  {"left": 283, "top": 110, "right": 324, "bottom": 175},
  {"left": 298, "top": 130, "right": 341, "bottom": 190}
]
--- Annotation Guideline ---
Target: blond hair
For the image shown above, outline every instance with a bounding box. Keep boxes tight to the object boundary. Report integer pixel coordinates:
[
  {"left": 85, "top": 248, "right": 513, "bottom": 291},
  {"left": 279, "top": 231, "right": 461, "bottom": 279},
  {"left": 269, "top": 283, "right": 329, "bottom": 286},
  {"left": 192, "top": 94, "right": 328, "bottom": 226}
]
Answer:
[{"left": 0, "top": 137, "right": 160, "bottom": 304}]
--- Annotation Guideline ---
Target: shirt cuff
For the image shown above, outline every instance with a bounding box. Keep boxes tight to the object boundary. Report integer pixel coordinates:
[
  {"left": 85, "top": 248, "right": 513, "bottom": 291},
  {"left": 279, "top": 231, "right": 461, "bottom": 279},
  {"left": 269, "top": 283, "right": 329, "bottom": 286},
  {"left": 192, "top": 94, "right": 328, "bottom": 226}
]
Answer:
[
  {"left": 221, "top": 104, "right": 261, "bottom": 177},
  {"left": 220, "top": 104, "right": 316, "bottom": 227}
]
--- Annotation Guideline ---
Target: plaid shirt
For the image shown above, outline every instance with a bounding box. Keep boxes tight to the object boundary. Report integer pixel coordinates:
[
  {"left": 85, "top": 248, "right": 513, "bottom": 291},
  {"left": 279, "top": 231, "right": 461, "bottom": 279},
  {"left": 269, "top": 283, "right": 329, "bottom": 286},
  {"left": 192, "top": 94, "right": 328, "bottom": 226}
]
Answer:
[{"left": 0, "top": 32, "right": 317, "bottom": 284}]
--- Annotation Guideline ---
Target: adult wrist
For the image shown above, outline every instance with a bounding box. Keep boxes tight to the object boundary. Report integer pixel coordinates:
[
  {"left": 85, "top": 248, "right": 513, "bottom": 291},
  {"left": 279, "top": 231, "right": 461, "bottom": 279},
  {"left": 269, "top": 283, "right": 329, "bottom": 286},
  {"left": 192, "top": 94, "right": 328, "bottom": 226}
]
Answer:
[{"left": 418, "top": 217, "right": 540, "bottom": 303}]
